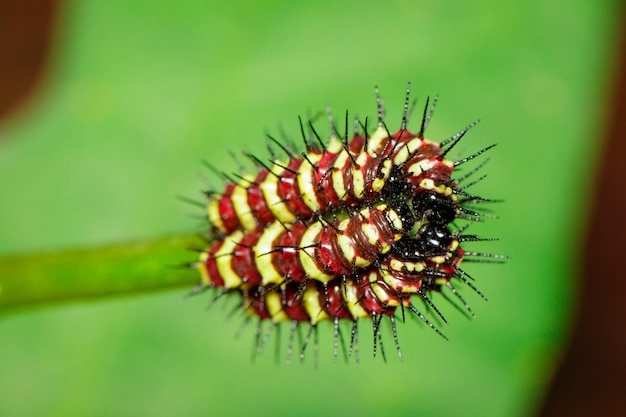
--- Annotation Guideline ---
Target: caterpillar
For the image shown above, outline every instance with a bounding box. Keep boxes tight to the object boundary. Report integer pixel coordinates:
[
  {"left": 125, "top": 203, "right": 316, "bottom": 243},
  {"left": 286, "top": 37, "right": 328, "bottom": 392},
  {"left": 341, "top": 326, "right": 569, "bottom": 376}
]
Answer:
[
  {"left": 204, "top": 84, "right": 486, "bottom": 236},
  {"left": 203, "top": 221, "right": 473, "bottom": 363},
  {"left": 197, "top": 202, "right": 413, "bottom": 291},
  {"left": 189, "top": 84, "right": 501, "bottom": 363}
]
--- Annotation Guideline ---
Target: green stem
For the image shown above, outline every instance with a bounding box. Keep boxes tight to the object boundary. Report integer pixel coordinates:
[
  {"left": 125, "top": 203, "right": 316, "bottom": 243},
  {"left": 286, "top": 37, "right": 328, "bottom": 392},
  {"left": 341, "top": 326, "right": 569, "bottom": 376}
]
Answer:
[{"left": 0, "top": 234, "right": 201, "bottom": 312}]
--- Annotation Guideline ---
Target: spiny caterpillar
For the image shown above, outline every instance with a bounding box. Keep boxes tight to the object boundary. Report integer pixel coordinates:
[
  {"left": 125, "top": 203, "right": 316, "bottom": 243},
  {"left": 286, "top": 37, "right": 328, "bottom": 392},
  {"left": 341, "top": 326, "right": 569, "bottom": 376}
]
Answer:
[
  {"left": 206, "top": 92, "right": 479, "bottom": 234},
  {"left": 186, "top": 83, "right": 502, "bottom": 364}
]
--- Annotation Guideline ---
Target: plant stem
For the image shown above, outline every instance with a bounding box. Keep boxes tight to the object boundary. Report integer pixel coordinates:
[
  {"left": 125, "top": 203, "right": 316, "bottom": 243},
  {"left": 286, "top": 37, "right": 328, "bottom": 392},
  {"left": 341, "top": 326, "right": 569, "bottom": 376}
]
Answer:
[{"left": 0, "top": 234, "right": 201, "bottom": 313}]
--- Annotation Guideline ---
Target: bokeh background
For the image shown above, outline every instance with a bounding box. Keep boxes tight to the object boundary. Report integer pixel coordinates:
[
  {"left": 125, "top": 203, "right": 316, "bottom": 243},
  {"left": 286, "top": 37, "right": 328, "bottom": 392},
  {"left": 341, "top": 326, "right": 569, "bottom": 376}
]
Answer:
[{"left": 0, "top": 1, "right": 622, "bottom": 416}]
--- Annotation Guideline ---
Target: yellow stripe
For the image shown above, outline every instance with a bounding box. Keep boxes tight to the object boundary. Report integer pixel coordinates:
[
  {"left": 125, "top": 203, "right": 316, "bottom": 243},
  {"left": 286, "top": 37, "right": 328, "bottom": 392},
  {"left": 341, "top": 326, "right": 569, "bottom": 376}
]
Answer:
[
  {"left": 361, "top": 219, "right": 390, "bottom": 258},
  {"left": 266, "top": 292, "right": 289, "bottom": 323},
  {"left": 392, "top": 137, "right": 422, "bottom": 166},
  {"left": 327, "top": 137, "right": 343, "bottom": 153},
  {"left": 297, "top": 152, "right": 322, "bottom": 212},
  {"left": 361, "top": 223, "right": 380, "bottom": 246},
  {"left": 337, "top": 232, "right": 370, "bottom": 268},
  {"left": 389, "top": 258, "right": 425, "bottom": 273},
  {"left": 371, "top": 159, "right": 391, "bottom": 192},
  {"left": 215, "top": 230, "right": 244, "bottom": 289},
  {"left": 260, "top": 164, "right": 297, "bottom": 224},
  {"left": 231, "top": 176, "right": 257, "bottom": 231},
  {"left": 197, "top": 251, "right": 211, "bottom": 285},
  {"left": 352, "top": 152, "right": 369, "bottom": 198},
  {"left": 298, "top": 221, "right": 334, "bottom": 282},
  {"left": 254, "top": 221, "right": 288, "bottom": 286},
  {"left": 367, "top": 270, "right": 400, "bottom": 307},
  {"left": 408, "top": 159, "right": 436, "bottom": 177},
  {"left": 345, "top": 279, "right": 369, "bottom": 318},
  {"left": 303, "top": 283, "right": 329, "bottom": 324},
  {"left": 385, "top": 208, "right": 403, "bottom": 235},
  {"left": 380, "top": 265, "right": 419, "bottom": 294},
  {"left": 336, "top": 209, "right": 382, "bottom": 269},
  {"left": 419, "top": 178, "right": 435, "bottom": 190},
  {"left": 207, "top": 200, "right": 226, "bottom": 233},
  {"left": 367, "top": 126, "right": 389, "bottom": 155},
  {"left": 331, "top": 151, "right": 350, "bottom": 199}
]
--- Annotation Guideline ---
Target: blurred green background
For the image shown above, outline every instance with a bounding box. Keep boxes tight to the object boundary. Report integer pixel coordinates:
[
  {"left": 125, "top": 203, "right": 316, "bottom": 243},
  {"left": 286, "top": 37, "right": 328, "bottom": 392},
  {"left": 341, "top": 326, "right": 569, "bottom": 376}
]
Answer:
[{"left": 0, "top": 0, "right": 618, "bottom": 416}]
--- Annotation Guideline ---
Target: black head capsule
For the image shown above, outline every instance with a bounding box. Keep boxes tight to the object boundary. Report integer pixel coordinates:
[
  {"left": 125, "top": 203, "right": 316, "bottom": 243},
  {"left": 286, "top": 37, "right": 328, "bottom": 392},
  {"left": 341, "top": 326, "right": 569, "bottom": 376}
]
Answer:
[
  {"left": 382, "top": 165, "right": 412, "bottom": 199},
  {"left": 412, "top": 191, "right": 457, "bottom": 225},
  {"left": 390, "top": 238, "right": 424, "bottom": 260},
  {"left": 391, "top": 223, "right": 453, "bottom": 260},
  {"left": 417, "top": 223, "right": 453, "bottom": 256}
]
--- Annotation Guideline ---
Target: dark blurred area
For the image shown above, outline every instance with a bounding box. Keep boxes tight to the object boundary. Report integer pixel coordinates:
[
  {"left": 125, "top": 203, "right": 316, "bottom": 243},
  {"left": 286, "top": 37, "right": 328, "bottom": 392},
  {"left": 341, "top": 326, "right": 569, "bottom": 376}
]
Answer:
[
  {"left": 1, "top": 1, "right": 624, "bottom": 416},
  {"left": 0, "top": 0, "right": 60, "bottom": 124},
  {"left": 537, "top": 18, "right": 626, "bottom": 417}
]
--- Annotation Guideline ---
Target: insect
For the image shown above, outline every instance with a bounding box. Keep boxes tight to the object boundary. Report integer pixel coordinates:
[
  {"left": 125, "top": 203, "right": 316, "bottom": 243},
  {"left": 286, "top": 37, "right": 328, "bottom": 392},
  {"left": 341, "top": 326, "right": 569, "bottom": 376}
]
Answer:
[
  {"left": 187, "top": 83, "right": 502, "bottom": 363},
  {"left": 204, "top": 87, "right": 484, "bottom": 235}
]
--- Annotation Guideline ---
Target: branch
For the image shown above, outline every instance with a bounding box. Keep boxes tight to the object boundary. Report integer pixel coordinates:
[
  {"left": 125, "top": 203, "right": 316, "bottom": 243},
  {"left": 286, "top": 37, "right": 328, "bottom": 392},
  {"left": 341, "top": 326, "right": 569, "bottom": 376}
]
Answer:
[{"left": 0, "top": 234, "right": 201, "bottom": 313}]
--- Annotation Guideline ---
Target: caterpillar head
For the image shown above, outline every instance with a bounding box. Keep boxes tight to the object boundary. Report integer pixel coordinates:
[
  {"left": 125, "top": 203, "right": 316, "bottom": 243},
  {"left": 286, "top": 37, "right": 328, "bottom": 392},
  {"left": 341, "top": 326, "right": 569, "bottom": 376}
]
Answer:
[
  {"left": 412, "top": 191, "right": 458, "bottom": 225},
  {"left": 391, "top": 223, "right": 454, "bottom": 260}
]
